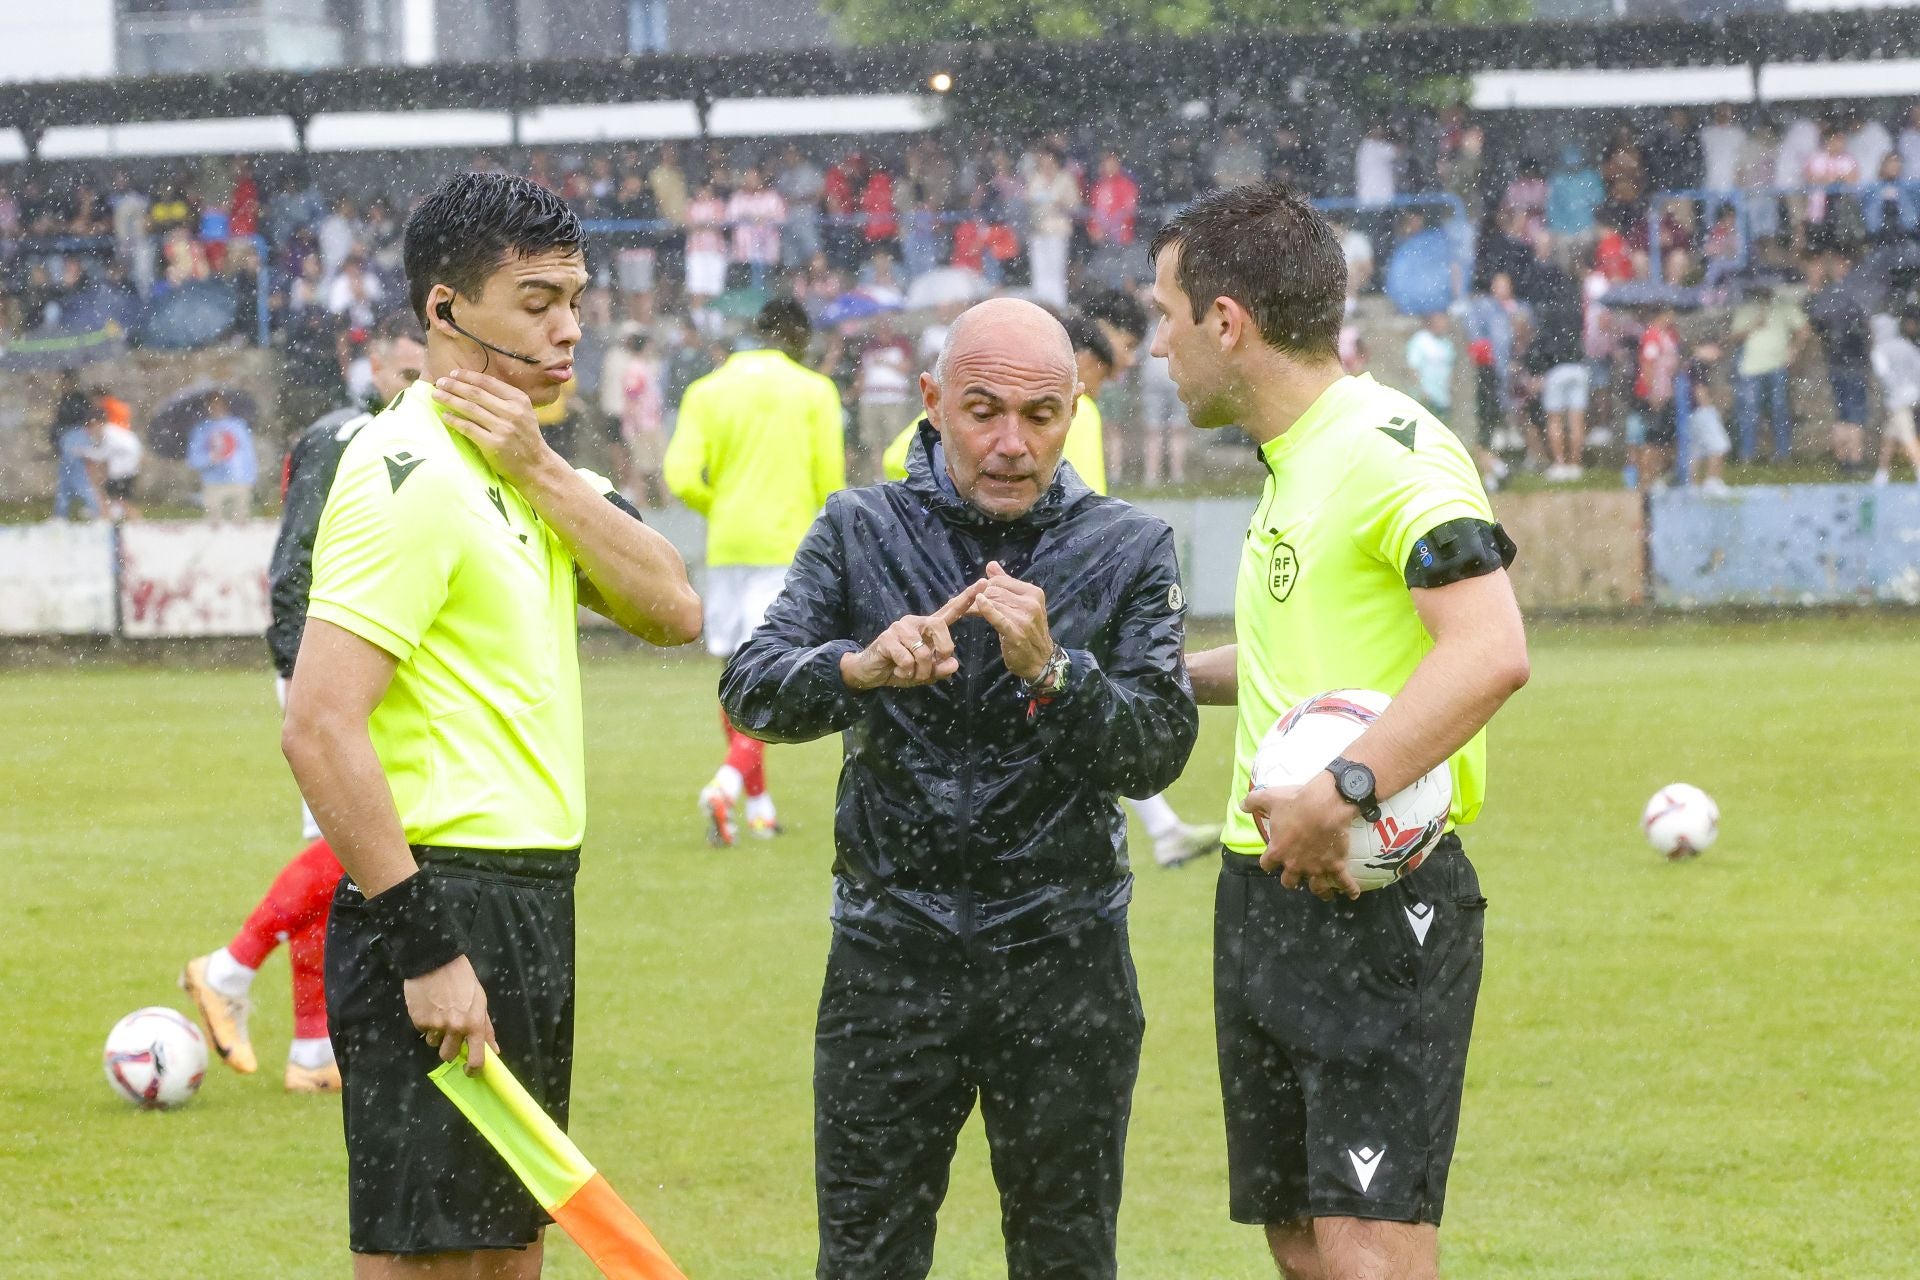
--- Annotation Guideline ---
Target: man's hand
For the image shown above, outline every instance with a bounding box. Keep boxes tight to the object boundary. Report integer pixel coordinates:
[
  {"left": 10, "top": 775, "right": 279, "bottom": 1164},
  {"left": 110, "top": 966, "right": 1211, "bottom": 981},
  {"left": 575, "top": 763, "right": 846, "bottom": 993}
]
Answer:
[
  {"left": 431, "top": 370, "right": 558, "bottom": 486},
  {"left": 403, "top": 954, "right": 499, "bottom": 1076},
  {"left": 968, "top": 561, "right": 1054, "bottom": 682},
  {"left": 840, "top": 580, "right": 986, "bottom": 691},
  {"left": 1242, "top": 774, "right": 1363, "bottom": 900}
]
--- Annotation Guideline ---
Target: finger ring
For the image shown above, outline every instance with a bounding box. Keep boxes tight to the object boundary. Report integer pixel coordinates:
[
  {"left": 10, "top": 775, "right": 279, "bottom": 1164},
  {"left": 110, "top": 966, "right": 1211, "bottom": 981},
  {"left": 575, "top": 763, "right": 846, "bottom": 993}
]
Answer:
[{"left": 906, "top": 639, "right": 926, "bottom": 653}]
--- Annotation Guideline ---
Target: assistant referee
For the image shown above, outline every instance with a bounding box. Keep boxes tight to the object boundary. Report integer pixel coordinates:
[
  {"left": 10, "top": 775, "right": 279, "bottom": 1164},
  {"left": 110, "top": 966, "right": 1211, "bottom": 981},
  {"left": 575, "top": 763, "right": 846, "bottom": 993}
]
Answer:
[
  {"left": 284, "top": 172, "right": 700, "bottom": 1279},
  {"left": 1149, "top": 183, "right": 1529, "bottom": 1280}
]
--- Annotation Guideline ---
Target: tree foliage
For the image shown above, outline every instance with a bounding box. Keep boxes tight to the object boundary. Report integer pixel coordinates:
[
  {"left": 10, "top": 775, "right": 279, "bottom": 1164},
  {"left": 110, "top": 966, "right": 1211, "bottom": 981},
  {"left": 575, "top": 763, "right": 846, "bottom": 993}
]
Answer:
[{"left": 823, "top": 0, "right": 1531, "bottom": 45}]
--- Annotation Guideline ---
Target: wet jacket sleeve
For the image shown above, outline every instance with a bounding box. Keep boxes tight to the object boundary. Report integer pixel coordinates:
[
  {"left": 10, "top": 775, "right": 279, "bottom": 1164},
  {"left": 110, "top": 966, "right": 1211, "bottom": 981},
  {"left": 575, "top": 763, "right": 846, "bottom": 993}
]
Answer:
[
  {"left": 264, "top": 431, "right": 328, "bottom": 677},
  {"left": 718, "top": 503, "right": 866, "bottom": 745},
  {"left": 1038, "top": 525, "right": 1198, "bottom": 797}
]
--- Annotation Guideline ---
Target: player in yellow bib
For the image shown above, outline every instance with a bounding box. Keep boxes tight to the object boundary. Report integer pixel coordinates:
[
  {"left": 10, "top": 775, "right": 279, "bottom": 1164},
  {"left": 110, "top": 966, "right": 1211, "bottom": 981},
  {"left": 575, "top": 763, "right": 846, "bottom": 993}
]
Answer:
[
  {"left": 666, "top": 298, "right": 845, "bottom": 844},
  {"left": 1149, "top": 182, "right": 1529, "bottom": 1280},
  {"left": 284, "top": 172, "right": 702, "bottom": 1278}
]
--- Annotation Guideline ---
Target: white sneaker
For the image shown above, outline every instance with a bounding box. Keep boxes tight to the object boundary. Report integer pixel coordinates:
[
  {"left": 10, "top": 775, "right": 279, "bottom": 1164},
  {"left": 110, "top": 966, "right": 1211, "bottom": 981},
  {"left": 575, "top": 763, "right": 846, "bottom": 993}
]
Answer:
[
  {"left": 1873, "top": 469, "right": 1891, "bottom": 487},
  {"left": 1154, "top": 822, "right": 1222, "bottom": 869},
  {"left": 1587, "top": 427, "right": 1615, "bottom": 448}
]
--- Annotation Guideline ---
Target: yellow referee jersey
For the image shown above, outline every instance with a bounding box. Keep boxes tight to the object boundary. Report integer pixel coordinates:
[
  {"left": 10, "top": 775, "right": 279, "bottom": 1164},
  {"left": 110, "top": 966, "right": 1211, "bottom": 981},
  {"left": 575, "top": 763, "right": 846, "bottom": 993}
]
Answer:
[
  {"left": 1225, "top": 374, "right": 1496, "bottom": 857},
  {"left": 307, "top": 380, "right": 616, "bottom": 851}
]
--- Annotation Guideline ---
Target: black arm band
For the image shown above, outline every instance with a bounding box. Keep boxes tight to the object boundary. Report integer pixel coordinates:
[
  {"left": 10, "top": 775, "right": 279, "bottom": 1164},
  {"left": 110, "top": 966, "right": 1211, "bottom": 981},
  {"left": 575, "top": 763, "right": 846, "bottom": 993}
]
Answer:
[
  {"left": 1404, "top": 518, "right": 1518, "bottom": 590},
  {"left": 604, "top": 489, "right": 646, "bottom": 521},
  {"left": 363, "top": 870, "right": 470, "bottom": 979}
]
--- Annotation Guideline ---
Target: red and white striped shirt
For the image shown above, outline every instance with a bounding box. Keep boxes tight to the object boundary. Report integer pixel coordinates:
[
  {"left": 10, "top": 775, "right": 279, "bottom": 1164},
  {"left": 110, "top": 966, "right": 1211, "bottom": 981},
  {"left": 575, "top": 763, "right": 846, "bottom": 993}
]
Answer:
[{"left": 727, "top": 188, "right": 787, "bottom": 265}]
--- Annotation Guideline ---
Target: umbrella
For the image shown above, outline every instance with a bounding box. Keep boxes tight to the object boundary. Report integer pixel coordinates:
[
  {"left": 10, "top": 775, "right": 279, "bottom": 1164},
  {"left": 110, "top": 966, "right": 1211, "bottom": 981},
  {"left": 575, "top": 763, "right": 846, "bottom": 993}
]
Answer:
[
  {"left": 707, "top": 286, "right": 770, "bottom": 321},
  {"left": 142, "top": 280, "right": 240, "bottom": 350},
  {"left": 148, "top": 382, "right": 262, "bottom": 460},
  {"left": 817, "top": 289, "right": 904, "bottom": 327},
  {"left": 905, "top": 267, "right": 989, "bottom": 311},
  {"left": 1599, "top": 281, "right": 1704, "bottom": 312}
]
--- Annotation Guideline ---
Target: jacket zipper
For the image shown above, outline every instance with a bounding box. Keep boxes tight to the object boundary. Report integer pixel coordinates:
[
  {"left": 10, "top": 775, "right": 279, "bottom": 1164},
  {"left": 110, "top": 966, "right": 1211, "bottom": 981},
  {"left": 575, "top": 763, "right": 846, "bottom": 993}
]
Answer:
[{"left": 952, "top": 542, "right": 982, "bottom": 946}]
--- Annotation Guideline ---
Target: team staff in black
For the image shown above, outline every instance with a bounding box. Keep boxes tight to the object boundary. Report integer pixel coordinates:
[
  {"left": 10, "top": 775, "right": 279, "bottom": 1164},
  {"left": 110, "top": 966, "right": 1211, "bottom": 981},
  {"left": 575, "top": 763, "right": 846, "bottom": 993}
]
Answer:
[
  {"left": 721, "top": 297, "right": 1199, "bottom": 1280},
  {"left": 267, "top": 310, "right": 427, "bottom": 688}
]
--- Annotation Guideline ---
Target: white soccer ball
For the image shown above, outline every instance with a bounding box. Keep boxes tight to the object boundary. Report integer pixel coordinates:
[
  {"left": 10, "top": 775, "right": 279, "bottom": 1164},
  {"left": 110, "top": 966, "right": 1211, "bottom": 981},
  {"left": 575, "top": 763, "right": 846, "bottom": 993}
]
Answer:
[
  {"left": 1642, "top": 783, "right": 1719, "bottom": 860},
  {"left": 103, "top": 1007, "right": 208, "bottom": 1110},
  {"left": 1249, "top": 689, "right": 1452, "bottom": 891}
]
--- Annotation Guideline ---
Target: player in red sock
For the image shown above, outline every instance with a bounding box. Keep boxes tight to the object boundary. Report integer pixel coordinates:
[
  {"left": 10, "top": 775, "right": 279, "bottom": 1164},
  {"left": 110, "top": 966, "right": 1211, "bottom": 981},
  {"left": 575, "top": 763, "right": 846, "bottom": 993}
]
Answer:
[
  {"left": 666, "top": 299, "right": 843, "bottom": 846},
  {"left": 180, "top": 315, "right": 425, "bottom": 1089},
  {"left": 182, "top": 839, "right": 343, "bottom": 1090}
]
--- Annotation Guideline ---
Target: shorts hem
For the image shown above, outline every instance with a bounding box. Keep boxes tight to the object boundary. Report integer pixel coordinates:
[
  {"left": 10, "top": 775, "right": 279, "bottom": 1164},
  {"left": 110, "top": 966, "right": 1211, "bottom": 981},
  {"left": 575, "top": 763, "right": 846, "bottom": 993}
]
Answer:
[
  {"left": 349, "top": 1232, "right": 543, "bottom": 1256},
  {"left": 1229, "top": 1199, "right": 1435, "bottom": 1227}
]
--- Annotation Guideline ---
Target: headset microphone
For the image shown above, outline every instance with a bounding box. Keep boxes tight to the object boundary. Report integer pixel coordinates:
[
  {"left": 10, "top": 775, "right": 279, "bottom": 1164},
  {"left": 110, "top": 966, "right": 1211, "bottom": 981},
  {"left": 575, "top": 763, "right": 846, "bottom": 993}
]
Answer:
[{"left": 435, "top": 300, "right": 543, "bottom": 366}]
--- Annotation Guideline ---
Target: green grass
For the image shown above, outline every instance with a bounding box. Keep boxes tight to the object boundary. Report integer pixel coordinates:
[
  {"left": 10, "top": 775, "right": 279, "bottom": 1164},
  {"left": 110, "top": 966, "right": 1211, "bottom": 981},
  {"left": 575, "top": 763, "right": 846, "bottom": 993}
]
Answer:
[{"left": 3, "top": 616, "right": 1918, "bottom": 1277}]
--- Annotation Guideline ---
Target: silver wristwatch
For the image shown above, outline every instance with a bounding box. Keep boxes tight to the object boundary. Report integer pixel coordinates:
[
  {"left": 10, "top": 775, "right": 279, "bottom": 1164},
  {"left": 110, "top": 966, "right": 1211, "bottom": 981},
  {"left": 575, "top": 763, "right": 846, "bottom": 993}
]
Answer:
[{"left": 1027, "top": 644, "right": 1072, "bottom": 698}]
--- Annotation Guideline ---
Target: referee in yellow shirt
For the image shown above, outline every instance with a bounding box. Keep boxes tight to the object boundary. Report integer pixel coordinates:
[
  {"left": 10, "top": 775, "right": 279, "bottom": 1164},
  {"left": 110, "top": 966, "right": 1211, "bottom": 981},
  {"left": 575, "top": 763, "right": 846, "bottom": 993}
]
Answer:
[
  {"left": 1151, "top": 182, "right": 1529, "bottom": 1280},
  {"left": 665, "top": 297, "right": 845, "bottom": 844},
  {"left": 284, "top": 172, "right": 701, "bottom": 1279}
]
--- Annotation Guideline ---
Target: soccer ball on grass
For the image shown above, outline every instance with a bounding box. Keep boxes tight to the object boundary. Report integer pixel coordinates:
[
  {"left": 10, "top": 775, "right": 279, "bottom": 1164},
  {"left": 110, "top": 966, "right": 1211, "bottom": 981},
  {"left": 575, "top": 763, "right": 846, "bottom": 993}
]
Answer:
[
  {"left": 1249, "top": 689, "right": 1452, "bottom": 892},
  {"left": 1642, "top": 783, "right": 1718, "bottom": 860},
  {"left": 103, "top": 1007, "right": 207, "bottom": 1110}
]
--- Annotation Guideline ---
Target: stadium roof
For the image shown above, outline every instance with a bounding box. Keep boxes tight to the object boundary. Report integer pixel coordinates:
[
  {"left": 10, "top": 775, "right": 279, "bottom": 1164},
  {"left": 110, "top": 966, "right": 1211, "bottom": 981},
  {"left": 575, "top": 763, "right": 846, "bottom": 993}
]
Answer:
[{"left": 0, "top": 10, "right": 1916, "bottom": 151}]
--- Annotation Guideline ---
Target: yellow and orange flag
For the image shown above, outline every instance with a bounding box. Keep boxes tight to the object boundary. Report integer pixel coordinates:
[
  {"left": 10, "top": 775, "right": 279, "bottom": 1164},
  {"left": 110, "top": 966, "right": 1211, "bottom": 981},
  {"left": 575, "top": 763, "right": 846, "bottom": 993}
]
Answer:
[{"left": 431, "top": 1053, "right": 687, "bottom": 1280}]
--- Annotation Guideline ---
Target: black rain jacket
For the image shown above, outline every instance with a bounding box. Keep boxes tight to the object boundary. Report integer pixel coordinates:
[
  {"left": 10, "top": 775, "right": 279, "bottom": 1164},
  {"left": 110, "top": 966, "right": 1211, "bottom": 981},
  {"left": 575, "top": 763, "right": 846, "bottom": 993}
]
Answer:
[{"left": 720, "top": 422, "right": 1199, "bottom": 953}]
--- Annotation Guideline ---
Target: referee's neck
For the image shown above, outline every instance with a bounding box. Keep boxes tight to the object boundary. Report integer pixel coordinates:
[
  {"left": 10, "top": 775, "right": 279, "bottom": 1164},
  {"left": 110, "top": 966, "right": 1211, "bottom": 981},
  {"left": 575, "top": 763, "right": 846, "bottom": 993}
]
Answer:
[{"left": 1241, "top": 360, "right": 1345, "bottom": 448}]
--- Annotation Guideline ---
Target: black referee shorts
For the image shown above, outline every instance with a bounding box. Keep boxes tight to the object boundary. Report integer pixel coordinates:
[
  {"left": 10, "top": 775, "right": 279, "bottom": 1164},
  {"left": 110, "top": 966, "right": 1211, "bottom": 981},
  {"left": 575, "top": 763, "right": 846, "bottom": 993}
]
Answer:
[
  {"left": 325, "top": 847, "right": 579, "bottom": 1256},
  {"left": 1214, "top": 835, "right": 1484, "bottom": 1227}
]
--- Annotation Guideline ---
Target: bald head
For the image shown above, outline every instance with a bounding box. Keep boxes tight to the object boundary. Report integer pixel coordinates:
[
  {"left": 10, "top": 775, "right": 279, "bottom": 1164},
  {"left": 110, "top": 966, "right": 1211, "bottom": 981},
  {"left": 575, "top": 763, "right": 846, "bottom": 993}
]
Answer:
[
  {"left": 921, "top": 298, "right": 1083, "bottom": 522},
  {"left": 933, "top": 298, "right": 1075, "bottom": 392}
]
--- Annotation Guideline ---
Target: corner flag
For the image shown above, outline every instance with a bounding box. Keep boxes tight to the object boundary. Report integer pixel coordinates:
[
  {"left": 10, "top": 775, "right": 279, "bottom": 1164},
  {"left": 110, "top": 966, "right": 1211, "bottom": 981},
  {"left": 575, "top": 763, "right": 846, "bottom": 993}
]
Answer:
[{"left": 431, "top": 1052, "right": 688, "bottom": 1280}]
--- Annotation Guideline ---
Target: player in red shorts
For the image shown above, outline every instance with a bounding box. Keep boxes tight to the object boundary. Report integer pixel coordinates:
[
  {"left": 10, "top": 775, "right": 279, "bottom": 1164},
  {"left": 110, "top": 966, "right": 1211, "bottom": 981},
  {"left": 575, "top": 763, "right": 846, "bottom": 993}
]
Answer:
[{"left": 179, "top": 314, "right": 425, "bottom": 1092}]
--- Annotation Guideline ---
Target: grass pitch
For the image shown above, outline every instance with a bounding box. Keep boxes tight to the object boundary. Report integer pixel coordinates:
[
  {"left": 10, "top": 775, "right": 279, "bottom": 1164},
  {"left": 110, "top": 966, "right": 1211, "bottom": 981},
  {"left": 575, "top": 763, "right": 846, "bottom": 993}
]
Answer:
[{"left": 2, "top": 615, "right": 1917, "bottom": 1278}]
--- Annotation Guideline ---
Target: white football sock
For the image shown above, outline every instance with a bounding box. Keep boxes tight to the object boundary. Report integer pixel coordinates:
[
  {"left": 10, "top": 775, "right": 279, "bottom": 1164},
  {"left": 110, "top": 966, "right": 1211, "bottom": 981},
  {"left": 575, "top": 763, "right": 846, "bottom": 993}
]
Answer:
[
  {"left": 288, "top": 1037, "right": 335, "bottom": 1070},
  {"left": 711, "top": 765, "right": 744, "bottom": 801},
  {"left": 746, "top": 793, "right": 777, "bottom": 825},
  {"left": 1133, "top": 793, "right": 1183, "bottom": 842},
  {"left": 205, "top": 947, "right": 256, "bottom": 998}
]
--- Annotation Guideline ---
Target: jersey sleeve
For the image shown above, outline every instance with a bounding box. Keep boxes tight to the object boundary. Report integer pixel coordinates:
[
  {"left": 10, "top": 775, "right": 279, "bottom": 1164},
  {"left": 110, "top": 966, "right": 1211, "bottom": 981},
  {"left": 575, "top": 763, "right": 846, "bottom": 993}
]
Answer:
[
  {"left": 662, "top": 381, "right": 714, "bottom": 514},
  {"left": 306, "top": 450, "right": 466, "bottom": 663},
  {"left": 1350, "top": 417, "right": 1496, "bottom": 578}
]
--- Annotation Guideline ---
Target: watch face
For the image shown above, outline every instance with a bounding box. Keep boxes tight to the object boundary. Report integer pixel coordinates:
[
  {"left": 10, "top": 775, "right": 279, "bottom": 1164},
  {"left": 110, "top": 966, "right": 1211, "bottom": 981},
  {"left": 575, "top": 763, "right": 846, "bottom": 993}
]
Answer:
[{"left": 1338, "top": 767, "right": 1371, "bottom": 802}]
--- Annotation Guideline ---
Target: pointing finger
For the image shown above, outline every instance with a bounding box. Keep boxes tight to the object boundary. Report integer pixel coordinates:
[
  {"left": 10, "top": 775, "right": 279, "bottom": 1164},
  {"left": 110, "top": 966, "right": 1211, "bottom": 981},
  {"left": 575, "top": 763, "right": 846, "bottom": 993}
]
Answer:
[{"left": 932, "top": 579, "right": 986, "bottom": 626}]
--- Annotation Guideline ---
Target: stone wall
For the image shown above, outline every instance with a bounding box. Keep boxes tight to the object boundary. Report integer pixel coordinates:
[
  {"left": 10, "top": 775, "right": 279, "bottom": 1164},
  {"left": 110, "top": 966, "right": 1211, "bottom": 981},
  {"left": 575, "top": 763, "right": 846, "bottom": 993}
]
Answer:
[{"left": 0, "top": 347, "right": 283, "bottom": 504}]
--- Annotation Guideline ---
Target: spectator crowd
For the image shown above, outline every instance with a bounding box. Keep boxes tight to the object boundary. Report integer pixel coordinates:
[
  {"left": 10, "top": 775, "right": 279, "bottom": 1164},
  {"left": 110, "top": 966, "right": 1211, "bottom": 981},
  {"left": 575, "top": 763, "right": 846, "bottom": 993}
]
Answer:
[{"left": 21, "top": 96, "right": 1920, "bottom": 519}]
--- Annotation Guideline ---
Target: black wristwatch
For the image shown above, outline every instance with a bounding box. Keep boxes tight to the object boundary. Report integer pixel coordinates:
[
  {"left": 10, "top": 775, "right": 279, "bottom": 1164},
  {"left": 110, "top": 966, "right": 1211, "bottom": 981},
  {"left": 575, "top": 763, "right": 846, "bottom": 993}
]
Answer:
[{"left": 1325, "top": 756, "right": 1382, "bottom": 823}]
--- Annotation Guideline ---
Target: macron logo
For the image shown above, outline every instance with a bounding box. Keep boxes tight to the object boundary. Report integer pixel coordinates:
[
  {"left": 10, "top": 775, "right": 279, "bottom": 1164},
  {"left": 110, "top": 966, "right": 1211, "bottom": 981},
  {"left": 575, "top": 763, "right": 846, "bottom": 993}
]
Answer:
[
  {"left": 1348, "top": 1145, "right": 1385, "bottom": 1193},
  {"left": 384, "top": 452, "right": 424, "bottom": 493},
  {"left": 1405, "top": 902, "right": 1435, "bottom": 946}
]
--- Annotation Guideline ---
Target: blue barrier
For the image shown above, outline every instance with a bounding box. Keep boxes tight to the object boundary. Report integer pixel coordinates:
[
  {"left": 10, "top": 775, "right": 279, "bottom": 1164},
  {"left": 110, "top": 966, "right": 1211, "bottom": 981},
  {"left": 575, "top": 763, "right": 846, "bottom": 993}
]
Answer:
[{"left": 1649, "top": 483, "right": 1920, "bottom": 607}]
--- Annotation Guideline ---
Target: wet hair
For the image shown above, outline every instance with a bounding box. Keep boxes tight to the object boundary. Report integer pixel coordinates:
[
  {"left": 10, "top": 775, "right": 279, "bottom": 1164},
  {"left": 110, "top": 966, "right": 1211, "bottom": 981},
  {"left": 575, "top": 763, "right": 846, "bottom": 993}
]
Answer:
[
  {"left": 1063, "top": 313, "right": 1115, "bottom": 370},
  {"left": 1081, "top": 288, "right": 1149, "bottom": 342},
  {"left": 370, "top": 310, "right": 424, "bottom": 350},
  {"left": 756, "top": 295, "right": 812, "bottom": 349},
  {"left": 1148, "top": 181, "right": 1344, "bottom": 361},
  {"left": 403, "top": 171, "right": 583, "bottom": 327}
]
